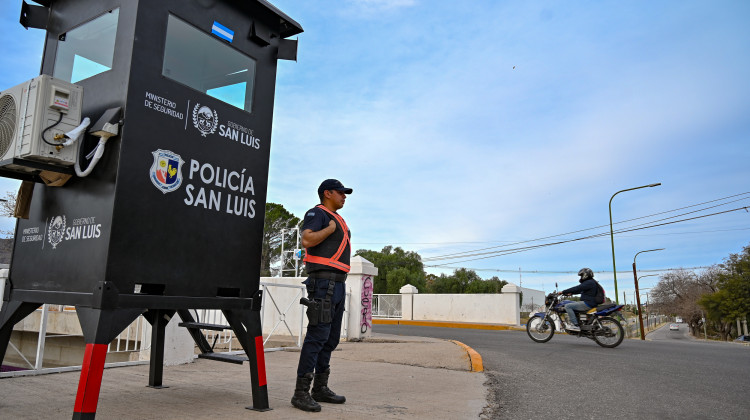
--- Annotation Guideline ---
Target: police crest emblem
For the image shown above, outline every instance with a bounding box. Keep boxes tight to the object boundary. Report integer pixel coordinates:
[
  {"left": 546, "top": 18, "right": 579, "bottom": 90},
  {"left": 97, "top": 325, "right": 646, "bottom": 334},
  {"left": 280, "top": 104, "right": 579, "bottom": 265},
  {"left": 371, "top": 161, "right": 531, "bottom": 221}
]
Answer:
[{"left": 150, "top": 149, "right": 184, "bottom": 194}]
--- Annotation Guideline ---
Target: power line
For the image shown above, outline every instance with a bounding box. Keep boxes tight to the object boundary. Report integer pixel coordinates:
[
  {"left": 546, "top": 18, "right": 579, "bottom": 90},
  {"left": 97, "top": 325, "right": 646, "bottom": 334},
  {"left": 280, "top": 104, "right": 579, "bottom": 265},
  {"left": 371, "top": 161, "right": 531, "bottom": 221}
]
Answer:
[
  {"left": 355, "top": 225, "right": 750, "bottom": 246},
  {"left": 421, "top": 193, "right": 750, "bottom": 261},
  {"left": 613, "top": 226, "right": 750, "bottom": 238},
  {"left": 354, "top": 192, "right": 750, "bottom": 248},
  {"left": 423, "top": 206, "right": 749, "bottom": 265},
  {"left": 422, "top": 192, "right": 750, "bottom": 260},
  {"left": 425, "top": 266, "right": 713, "bottom": 274}
]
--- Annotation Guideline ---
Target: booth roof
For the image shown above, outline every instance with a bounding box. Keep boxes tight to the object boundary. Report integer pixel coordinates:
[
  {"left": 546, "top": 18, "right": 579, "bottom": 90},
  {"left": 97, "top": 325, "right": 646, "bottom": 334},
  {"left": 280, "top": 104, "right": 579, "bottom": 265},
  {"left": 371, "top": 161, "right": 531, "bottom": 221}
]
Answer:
[
  {"left": 34, "top": 0, "right": 303, "bottom": 38},
  {"left": 255, "top": 0, "right": 303, "bottom": 38}
]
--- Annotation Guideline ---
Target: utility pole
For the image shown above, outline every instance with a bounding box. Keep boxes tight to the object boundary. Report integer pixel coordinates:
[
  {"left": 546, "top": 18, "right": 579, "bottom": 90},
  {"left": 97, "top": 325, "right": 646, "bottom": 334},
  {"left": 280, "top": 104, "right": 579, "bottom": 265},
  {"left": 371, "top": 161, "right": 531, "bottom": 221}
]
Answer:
[{"left": 632, "top": 248, "right": 664, "bottom": 338}]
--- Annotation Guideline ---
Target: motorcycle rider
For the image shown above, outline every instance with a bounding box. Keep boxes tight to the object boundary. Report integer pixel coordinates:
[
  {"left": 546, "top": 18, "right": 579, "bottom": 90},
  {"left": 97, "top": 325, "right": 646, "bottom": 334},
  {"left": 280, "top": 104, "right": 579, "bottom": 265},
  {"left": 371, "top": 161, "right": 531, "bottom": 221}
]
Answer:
[{"left": 558, "top": 268, "right": 603, "bottom": 331}]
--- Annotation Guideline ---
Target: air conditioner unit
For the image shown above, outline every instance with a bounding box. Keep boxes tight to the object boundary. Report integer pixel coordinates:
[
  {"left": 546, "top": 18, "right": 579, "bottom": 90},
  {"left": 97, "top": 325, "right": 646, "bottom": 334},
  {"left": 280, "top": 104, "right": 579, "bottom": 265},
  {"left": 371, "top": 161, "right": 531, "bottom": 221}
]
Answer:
[{"left": 0, "top": 75, "right": 83, "bottom": 177}]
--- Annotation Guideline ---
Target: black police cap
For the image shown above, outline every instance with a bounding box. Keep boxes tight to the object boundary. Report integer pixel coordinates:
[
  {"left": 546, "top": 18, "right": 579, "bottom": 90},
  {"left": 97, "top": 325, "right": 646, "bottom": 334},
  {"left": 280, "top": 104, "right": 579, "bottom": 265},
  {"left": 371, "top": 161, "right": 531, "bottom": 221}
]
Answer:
[{"left": 318, "top": 179, "right": 353, "bottom": 195}]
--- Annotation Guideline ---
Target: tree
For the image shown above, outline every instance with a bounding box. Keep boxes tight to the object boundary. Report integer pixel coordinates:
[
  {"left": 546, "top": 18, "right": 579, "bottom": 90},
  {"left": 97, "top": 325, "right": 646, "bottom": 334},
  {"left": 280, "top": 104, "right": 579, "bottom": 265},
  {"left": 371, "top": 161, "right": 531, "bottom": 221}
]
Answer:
[
  {"left": 0, "top": 191, "right": 17, "bottom": 263},
  {"left": 0, "top": 190, "right": 15, "bottom": 218},
  {"left": 715, "top": 244, "right": 750, "bottom": 322},
  {"left": 651, "top": 268, "right": 715, "bottom": 336},
  {"left": 465, "top": 275, "right": 508, "bottom": 294},
  {"left": 698, "top": 244, "right": 750, "bottom": 340},
  {"left": 698, "top": 290, "right": 734, "bottom": 341},
  {"left": 353, "top": 246, "right": 508, "bottom": 295},
  {"left": 424, "top": 269, "right": 507, "bottom": 294},
  {"left": 354, "top": 246, "right": 425, "bottom": 293},
  {"left": 261, "top": 203, "right": 300, "bottom": 277}
]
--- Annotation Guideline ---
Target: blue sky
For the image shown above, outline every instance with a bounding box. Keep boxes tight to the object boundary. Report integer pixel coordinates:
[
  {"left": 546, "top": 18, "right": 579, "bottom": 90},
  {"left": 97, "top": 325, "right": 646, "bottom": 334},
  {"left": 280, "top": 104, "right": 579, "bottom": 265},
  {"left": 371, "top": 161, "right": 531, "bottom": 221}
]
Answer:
[{"left": 1, "top": 1, "right": 749, "bottom": 301}]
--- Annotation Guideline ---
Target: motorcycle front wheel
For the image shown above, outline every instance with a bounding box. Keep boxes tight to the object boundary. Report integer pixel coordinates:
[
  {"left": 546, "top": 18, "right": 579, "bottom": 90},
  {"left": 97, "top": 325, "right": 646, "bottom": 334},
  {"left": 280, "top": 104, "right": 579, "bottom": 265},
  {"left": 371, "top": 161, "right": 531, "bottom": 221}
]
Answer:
[
  {"left": 526, "top": 315, "right": 555, "bottom": 343},
  {"left": 592, "top": 316, "right": 624, "bottom": 348}
]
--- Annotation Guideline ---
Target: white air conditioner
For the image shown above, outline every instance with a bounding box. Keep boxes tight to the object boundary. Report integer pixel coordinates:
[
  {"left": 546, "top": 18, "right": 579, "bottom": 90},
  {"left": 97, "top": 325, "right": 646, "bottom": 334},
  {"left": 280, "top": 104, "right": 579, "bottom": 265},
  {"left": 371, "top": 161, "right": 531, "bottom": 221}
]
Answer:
[{"left": 0, "top": 75, "right": 83, "bottom": 175}]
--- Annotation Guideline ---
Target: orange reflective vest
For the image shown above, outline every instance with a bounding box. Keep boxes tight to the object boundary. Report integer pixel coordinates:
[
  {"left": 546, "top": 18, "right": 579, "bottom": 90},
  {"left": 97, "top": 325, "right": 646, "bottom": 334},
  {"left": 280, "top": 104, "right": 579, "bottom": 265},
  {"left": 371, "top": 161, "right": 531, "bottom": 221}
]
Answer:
[{"left": 303, "top": 205, "right": 351, "bottom": 273}]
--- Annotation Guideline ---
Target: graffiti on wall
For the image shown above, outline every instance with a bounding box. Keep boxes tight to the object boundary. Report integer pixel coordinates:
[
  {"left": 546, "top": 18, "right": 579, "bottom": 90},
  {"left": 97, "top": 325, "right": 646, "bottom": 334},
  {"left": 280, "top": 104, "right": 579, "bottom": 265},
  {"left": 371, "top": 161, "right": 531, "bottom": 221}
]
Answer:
[{"left": 360, "top": 275, "right": 373, "bottom": 333}]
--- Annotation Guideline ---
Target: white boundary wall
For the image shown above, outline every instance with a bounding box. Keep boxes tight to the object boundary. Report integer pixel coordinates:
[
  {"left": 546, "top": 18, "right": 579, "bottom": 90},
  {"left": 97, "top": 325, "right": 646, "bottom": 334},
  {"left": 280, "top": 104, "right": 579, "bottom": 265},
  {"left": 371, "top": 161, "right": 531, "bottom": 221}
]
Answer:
[
  {"left": 259, "top": 255, "right": 378, "bottom": 341},
  {"left": 520, "top": 287, "right": 546, "bottom": 312},
  {"left": 400, "top": 283, "right": 523, "bottom": 325}
]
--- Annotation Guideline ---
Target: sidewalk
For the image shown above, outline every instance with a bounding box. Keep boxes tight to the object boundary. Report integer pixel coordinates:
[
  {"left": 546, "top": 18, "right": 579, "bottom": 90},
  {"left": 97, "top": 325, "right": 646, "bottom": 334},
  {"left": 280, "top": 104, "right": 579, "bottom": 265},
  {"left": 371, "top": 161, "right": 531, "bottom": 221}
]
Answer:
[{"left": 0, "top": 333, "right": 487, "bottom": 419}]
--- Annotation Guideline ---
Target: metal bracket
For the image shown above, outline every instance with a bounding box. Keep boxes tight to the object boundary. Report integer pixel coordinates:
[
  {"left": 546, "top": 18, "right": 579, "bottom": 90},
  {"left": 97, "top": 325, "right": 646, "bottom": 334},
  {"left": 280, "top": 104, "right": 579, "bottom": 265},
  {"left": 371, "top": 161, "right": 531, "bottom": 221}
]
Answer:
[
  {"left": 249, "top": 20, "right": 271, "bottom": 46},
  {"left": 20, "top": 1, "right": 50, "bottom": 30},
  {"left": 277, "top": 38, "right": 298, "bottom": 61}
]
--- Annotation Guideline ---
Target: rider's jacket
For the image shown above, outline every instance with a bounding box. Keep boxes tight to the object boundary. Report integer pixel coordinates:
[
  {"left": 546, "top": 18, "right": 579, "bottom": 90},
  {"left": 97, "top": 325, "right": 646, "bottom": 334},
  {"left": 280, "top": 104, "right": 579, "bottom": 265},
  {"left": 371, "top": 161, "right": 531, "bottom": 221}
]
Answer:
[
  {"left": 303, "top": 205, "right": 351, "bottom": 274},
  {"left": 562, "top": 279, "right": 600, "bottom": 307}
]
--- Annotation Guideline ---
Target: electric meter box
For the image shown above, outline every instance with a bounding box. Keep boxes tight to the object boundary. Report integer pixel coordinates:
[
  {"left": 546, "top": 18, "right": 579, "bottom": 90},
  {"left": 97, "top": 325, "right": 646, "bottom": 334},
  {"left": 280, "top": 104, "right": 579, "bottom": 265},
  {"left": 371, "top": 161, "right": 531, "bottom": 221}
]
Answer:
[
  {"left": 0, "top": 74, "right": 82, "bottom": 173},
  {"left": 6, "top": 0, "right": 303, "bottom": 308}
]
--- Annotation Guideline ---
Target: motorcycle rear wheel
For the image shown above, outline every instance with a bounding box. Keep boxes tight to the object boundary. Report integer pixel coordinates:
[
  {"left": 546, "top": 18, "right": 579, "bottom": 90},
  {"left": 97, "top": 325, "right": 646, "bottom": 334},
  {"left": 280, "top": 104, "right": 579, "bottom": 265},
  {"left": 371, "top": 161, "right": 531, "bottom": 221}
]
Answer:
[
  {"left": 526, "top": 315, "right": 555, "bottom": 343},
  {"left": 592, "top": 316, "right": 624, "bottom": 348}
]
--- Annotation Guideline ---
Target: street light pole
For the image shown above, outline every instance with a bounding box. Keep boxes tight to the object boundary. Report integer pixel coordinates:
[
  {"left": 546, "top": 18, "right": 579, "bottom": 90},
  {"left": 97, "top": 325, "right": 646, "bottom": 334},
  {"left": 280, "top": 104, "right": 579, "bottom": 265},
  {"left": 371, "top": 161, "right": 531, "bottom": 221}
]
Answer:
[
  {"left": 609, "top": 183, "right": 661, "bottom": 303},
  {"left": 633, "top": 248, "right": 665, "bottom": 340},
  {"left": 635, "top": 275, "right": 658, "bottom": 339}
]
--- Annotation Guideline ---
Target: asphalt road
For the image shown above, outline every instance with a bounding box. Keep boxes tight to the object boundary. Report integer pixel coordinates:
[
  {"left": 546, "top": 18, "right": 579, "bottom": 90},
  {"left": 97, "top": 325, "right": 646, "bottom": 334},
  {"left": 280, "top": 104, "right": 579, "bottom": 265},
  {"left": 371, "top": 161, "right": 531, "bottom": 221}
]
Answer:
[
  {"left": 375, "top": 323, "right": 750, "bottom": 420},
  {"left": 647, "top": 322, "right": 692, "bottom": 341}
]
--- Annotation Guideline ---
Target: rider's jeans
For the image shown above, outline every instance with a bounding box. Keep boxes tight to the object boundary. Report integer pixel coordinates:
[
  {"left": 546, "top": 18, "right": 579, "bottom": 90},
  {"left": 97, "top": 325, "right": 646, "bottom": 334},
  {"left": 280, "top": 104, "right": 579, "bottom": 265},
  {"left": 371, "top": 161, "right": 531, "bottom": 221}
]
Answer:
[{"left": 564, "top": 301, "right": 591, "bottom": 326}]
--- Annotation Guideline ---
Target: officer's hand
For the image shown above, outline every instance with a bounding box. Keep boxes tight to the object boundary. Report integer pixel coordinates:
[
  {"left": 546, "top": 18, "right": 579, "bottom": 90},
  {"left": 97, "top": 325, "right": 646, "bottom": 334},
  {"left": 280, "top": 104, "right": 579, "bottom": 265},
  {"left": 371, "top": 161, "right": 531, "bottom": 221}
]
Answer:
[{"left": 328, "top": 220, "right": 336, "bottom": 231}]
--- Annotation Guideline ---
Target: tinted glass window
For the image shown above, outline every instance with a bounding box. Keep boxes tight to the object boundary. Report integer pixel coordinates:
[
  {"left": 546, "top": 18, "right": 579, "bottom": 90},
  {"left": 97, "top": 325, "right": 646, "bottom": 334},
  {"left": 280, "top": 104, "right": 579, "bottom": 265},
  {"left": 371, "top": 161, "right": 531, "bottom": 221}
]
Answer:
[
  {"left": 162, "top": 15, "right": 256, "bottom": 112},
  {"left": 54, "top": 9, "right": 119, "bottom": 83}
]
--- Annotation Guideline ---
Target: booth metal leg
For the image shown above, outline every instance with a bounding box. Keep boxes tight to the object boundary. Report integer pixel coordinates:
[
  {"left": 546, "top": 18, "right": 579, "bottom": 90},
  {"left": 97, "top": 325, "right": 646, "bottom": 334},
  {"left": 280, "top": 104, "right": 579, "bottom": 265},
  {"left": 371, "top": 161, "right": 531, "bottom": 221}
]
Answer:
[
  {"left": 72, "top": 343, "right": 108, "bottom": 420},
  {"left": 223, "top": 309, "right": 270, "bottom": 411},
  {"left": 0, "top": 301, "right": 41, "bottom": 367},
  {"left": 72, "top": 307, "right": 143, "bottom": 420},
  {"left": 143, "top": 309, "right": 175, "bottom": 388}
]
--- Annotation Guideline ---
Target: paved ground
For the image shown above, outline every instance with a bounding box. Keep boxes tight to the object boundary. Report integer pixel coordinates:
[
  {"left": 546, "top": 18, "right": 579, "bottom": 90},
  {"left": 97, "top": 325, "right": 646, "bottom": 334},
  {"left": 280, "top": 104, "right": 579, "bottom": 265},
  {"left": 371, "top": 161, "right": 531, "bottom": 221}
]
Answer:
[
  {"left": 377, "top": 322, "right": 750, "bottom": 420},
  {"left": 0, "top": 333, "right": 487, "bottom": 419}
]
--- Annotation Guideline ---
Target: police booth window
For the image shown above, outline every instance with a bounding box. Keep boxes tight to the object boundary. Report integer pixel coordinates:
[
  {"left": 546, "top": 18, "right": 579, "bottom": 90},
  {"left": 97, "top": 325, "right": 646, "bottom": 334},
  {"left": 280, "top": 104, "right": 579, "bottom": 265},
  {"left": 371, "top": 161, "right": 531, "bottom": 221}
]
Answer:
[
  {"left": 53, "top": 9, "right": 120, "bottom": 83},
  {"left": 162, "top": 15, "right": 257, "bottom": 112}
]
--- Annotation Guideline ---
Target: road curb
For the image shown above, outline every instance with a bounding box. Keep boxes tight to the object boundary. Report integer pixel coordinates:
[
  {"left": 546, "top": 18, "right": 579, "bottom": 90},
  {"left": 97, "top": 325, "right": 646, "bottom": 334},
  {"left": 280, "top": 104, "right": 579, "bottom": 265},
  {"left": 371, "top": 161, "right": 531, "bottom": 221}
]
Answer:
[
  {"left": 449, "top": 340, "right": 484, "bottom": 373},
  {"left": 373, "top": 319, "right": 520, "bottom": 330}
]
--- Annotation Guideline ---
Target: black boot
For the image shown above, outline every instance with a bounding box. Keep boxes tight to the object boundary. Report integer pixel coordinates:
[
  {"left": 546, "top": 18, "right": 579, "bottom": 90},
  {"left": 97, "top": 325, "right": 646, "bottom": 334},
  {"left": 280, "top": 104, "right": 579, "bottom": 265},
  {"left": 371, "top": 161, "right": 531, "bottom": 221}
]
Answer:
[
  {"left": 291, "top": 373, "right": 321, "bottom": 412},
  {"left": 311, "top": 368, "right": 346, "bottom": 404}
]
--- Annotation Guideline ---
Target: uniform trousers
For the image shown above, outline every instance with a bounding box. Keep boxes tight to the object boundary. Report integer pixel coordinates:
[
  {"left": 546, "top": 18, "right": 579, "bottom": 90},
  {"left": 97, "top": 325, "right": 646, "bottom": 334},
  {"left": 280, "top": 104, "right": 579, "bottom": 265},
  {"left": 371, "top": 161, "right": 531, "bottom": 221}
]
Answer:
[{"left": 296, "top": 276, "right": 346, "bottom": 377}]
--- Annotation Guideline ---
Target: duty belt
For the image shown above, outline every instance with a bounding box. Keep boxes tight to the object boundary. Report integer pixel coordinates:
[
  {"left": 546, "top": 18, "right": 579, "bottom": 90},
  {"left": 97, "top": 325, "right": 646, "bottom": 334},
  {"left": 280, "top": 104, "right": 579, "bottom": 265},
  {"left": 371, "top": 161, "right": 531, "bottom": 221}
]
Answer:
[{"left": 310, "top": 271, "right": 347, "bottom": 282}]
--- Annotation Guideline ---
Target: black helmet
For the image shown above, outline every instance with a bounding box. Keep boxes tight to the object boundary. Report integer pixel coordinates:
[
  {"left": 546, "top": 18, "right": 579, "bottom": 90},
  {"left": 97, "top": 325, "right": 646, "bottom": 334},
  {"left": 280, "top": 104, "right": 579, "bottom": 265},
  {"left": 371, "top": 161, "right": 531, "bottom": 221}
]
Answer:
[{"left": 578, "top": 267, "right": 594, "bottom": 282}]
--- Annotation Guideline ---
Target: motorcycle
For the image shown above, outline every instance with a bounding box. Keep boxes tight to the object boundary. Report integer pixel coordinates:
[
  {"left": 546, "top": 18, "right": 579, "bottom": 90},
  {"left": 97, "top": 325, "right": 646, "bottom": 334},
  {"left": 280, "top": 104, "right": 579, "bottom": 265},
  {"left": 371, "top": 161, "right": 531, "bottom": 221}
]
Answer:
[{"left": 526, "top": 289, "right": 626, "bottom": 348}]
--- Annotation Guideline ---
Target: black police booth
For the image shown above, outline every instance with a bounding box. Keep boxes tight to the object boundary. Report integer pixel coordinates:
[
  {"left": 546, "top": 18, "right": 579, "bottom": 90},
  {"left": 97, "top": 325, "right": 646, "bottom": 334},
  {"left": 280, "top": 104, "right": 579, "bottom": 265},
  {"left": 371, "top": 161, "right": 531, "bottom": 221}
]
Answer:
[{"left": 0, "top": 1, "right": 301, "bottom": 418}]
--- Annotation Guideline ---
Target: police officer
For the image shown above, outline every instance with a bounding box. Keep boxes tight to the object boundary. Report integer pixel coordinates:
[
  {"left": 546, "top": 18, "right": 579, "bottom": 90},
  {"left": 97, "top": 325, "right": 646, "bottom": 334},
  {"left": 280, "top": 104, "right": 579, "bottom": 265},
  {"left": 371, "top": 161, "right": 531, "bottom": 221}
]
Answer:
[{"left": 291, "top": 179, "right": 352, "bottom": 412}]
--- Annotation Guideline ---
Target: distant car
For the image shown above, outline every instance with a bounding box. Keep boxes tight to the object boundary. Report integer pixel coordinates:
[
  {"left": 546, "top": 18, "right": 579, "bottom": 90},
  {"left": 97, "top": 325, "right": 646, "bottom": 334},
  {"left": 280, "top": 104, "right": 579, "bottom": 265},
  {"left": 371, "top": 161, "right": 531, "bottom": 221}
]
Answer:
[
  {"left": 735, "top": 335, "right": 750, "bottom": 342},
  {"left": 675, "top": 317, "right": 683, "bottom": 323},
  {"left": 669, "top": 323, "right": 679, "bottom": 331}
]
